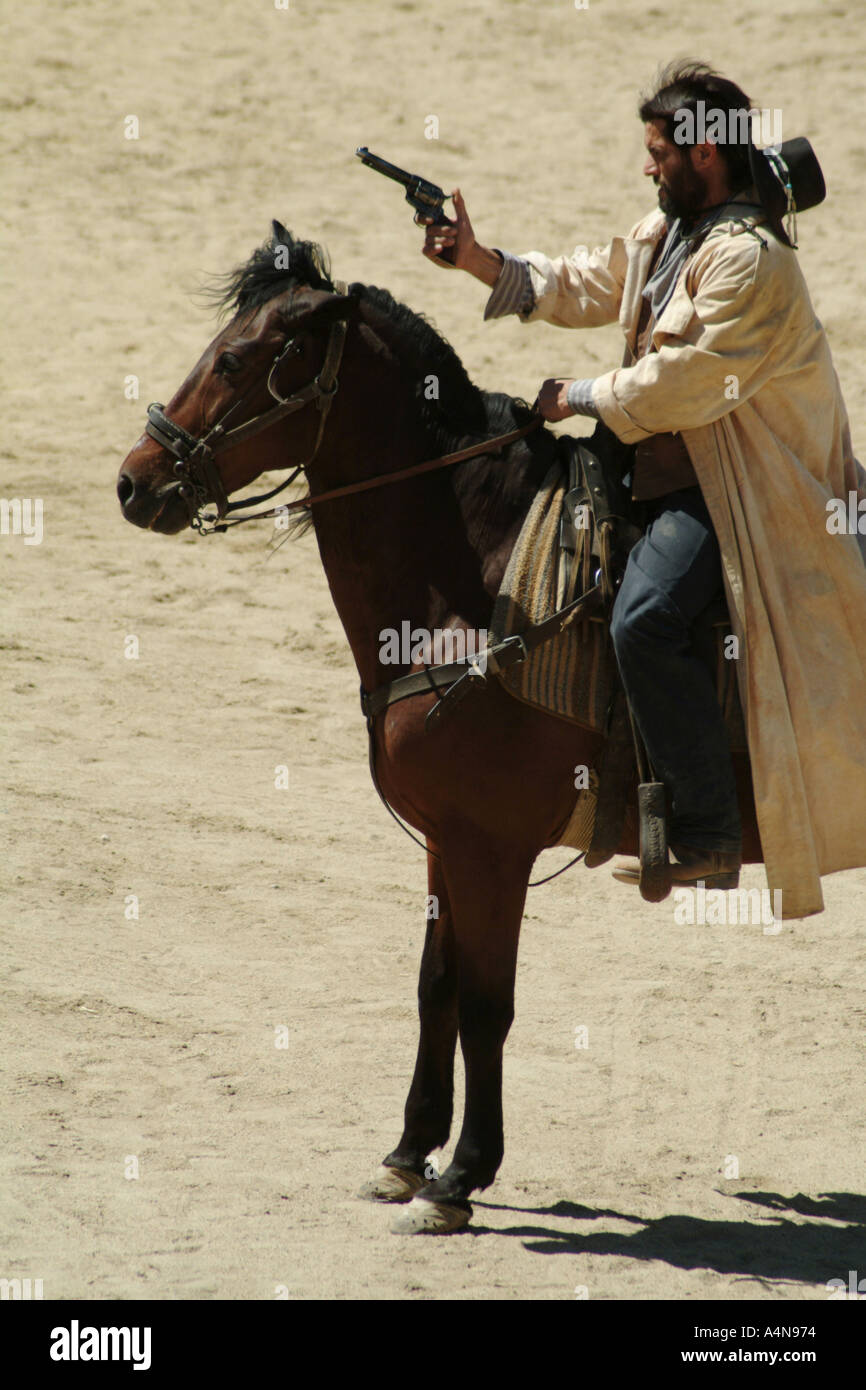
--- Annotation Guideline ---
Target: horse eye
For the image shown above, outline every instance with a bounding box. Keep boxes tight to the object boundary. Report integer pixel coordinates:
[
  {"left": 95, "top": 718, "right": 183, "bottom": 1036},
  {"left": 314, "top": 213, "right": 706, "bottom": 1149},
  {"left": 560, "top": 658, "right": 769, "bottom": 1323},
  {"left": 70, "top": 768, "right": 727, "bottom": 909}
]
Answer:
[{"left": 218, "top": 351, "right": 243, "bottom": 373}]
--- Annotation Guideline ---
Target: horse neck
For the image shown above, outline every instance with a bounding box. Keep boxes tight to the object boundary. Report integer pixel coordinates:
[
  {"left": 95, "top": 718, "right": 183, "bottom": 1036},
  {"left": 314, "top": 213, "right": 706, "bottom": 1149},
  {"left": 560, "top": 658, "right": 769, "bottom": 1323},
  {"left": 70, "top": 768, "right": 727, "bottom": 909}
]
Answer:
[{"left": 305, "top": 328, "right": 551, "bottom": 692}]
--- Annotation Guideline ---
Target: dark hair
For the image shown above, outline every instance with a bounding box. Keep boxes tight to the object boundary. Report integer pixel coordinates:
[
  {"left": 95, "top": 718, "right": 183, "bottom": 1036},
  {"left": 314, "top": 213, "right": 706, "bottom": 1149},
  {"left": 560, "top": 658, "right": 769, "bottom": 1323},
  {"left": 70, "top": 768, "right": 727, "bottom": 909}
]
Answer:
[{"left": 639, "top": 60, "right": 753, "bottom": 190}]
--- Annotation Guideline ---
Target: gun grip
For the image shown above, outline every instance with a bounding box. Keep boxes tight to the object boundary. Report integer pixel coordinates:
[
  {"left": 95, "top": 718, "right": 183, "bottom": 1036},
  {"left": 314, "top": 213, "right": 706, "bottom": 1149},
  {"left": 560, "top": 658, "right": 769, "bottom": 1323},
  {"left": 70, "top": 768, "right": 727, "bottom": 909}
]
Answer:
[{"left": 428, "top": 208, "right": 456, "bottom": 265}]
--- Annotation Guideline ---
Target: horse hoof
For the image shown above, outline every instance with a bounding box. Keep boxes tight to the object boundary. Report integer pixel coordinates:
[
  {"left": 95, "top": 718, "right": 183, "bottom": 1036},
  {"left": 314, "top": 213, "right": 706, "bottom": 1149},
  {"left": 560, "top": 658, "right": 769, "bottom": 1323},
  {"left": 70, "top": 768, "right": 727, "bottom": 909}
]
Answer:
[
  {"left": 390, "top": 1195, "right": 471, "bottom": 1235},
  {"left": 357, "top": 1164, "right": 429, "bottom": 1203}
]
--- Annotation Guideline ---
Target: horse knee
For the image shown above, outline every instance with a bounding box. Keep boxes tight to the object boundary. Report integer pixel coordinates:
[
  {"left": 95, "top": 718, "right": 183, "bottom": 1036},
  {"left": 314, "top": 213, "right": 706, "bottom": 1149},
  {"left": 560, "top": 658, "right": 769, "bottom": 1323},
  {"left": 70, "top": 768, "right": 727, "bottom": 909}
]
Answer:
[
  {"left": 458, "top": 995, "right": 514, "bottom": 1048},
  {"left": 418, "top": 966, "right": 455, "bottom": 1014}
]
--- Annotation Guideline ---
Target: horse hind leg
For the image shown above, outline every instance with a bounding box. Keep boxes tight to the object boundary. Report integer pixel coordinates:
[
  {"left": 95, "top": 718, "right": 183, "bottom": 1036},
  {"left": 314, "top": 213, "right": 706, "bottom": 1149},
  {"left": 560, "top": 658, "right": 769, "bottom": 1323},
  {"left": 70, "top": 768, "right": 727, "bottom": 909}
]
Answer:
[
  {"left": 358, "top": 847, "right": 458, "bottom": 1204},
  {"left": 392, "top": 831, "right": 530, "bottom": 1235}
]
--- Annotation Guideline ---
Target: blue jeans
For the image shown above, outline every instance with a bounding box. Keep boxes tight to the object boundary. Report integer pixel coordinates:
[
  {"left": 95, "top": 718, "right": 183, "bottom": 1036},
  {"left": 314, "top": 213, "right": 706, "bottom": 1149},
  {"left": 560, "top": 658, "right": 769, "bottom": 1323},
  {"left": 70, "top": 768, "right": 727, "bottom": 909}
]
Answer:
[{"left": 610, "top": 486, "right": 742, "bottom": 853}]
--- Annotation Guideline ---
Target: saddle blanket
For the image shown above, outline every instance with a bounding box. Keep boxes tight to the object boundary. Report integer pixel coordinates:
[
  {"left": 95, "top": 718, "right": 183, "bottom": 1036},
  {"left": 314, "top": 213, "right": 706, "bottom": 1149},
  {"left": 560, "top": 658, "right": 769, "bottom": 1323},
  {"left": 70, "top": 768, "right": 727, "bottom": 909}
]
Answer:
[{"left": 488, "top": 445, "right": 747, "bottom": 851}]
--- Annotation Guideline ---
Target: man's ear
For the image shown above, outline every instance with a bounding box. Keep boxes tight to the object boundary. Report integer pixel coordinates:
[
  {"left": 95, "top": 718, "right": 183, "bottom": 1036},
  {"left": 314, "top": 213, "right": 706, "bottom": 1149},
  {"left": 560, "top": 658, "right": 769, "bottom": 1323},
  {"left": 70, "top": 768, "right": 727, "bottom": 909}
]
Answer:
[{"left": 692, "top": 140, "right": 719, "bottom": 171}]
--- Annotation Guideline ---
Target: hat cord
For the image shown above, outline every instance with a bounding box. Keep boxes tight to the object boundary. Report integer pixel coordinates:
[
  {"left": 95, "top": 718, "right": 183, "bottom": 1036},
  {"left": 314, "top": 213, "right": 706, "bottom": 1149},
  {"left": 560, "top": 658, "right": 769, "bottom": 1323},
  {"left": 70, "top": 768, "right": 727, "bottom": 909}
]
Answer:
[{"left": 765, "top": 147, "right": 798, "bottom": 248}]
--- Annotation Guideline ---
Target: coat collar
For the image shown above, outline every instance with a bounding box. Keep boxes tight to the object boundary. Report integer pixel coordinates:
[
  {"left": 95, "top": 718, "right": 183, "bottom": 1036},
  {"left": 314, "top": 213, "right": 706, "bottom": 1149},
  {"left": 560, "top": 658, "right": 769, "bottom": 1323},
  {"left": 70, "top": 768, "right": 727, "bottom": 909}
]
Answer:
[{"left": 620, "top": 188, "right": 772, "bottom": 346}]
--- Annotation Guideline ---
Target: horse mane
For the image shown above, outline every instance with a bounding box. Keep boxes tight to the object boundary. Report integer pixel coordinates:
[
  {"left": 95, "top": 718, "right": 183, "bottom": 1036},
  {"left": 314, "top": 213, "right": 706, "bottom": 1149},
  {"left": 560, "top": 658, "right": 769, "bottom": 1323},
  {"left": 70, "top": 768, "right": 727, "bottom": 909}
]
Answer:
[
  {"left": 207, "top": 224, "right": 555, "bottom": 535},
  {"left": 208, "top": 222, "right": 336, "bottom": 313}
]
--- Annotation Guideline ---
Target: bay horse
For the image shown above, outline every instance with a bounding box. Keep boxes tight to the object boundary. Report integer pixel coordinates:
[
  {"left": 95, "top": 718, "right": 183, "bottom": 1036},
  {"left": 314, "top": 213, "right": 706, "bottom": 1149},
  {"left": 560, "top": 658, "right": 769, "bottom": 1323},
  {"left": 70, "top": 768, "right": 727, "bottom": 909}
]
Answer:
[{"left": 118, "top": 222, "right": 759, "bottom": 1234}]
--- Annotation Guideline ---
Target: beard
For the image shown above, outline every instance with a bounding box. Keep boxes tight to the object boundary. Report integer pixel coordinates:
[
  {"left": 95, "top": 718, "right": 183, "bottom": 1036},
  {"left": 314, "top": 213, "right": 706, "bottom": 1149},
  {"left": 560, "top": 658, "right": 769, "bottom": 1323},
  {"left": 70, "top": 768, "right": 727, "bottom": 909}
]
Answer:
[{"left": 655, "top": 157, "right": 709, "bottom": 222}]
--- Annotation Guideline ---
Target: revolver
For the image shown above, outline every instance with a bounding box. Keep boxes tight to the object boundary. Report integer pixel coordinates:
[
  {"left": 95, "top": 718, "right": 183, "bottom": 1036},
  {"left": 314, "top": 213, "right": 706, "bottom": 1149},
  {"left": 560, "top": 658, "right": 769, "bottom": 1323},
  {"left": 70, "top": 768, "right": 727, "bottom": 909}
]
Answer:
[{"left": 355, "top": 147, "right": 455, "bottom": 263}]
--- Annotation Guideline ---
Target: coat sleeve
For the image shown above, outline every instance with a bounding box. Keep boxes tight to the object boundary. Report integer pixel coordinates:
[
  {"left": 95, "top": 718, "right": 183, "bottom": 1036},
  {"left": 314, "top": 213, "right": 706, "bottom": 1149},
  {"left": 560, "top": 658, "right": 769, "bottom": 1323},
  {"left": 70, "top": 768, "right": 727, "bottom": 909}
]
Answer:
[
  {"left": 592, "top": 234, "right": 786, "bottom": 441},
  {"left": 517, "top": 236, "right": 630, "bottom": 328}
]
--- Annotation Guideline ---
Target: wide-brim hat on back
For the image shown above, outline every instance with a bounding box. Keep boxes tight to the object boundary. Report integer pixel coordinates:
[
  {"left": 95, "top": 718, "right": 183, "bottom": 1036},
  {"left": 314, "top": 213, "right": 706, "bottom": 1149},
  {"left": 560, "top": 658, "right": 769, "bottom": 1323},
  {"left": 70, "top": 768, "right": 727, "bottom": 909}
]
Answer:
[{"left": 747, "top": 136, "right": 826, "bottom": 248}]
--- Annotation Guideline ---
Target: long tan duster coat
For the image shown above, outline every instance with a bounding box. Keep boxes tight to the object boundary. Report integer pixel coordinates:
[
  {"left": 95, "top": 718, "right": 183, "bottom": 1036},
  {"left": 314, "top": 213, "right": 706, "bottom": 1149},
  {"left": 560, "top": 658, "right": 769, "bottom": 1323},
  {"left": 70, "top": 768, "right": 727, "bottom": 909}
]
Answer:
[{"left": 515, "top": 195, "right": 866, "bottom": 917}]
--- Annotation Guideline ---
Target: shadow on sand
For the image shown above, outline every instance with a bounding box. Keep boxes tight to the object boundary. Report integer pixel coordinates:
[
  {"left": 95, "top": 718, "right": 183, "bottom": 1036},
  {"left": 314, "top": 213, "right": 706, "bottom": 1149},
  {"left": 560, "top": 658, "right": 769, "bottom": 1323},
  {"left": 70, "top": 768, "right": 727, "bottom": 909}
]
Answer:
[{"left": 467, "top": 1190, "right": 866, "bottom": 1287}]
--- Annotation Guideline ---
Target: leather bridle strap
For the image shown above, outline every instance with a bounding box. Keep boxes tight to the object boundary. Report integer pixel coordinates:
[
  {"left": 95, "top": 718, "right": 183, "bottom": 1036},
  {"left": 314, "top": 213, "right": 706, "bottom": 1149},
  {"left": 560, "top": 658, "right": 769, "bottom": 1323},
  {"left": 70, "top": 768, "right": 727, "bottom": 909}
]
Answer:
[
  {"left": 215, "top": 415, "right": 545, "bottom": 527},
  {"left": 145, "top": 405, "right": 232, "bottom": 519},
  {"left": 145, "top": 281, "right": 350, "bottom": 530},
  {"left": 209, "top": 308, "right": 347, "bottom": 460}
]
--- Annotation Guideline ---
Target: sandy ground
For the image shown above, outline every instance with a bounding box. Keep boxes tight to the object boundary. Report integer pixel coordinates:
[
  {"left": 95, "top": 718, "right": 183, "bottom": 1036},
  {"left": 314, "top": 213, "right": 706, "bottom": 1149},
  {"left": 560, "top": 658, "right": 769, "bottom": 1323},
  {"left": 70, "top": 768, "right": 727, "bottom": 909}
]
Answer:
[{"left": 3, "top": 0, "right": 866, "bottom": 1301}]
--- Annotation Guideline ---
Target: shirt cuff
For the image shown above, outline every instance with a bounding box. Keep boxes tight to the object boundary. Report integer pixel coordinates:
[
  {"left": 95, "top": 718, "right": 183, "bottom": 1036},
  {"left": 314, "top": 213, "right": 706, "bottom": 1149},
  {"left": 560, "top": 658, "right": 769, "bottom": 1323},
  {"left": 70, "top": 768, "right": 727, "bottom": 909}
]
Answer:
[
  {"left": 591, "top": 370, "right": 654, "bottom": 444},
  {"left": 566, "top": 378, "right": 599, "bottom": 417},
  {"left": 483, "top": 251, "right": 535, "bottom": 321}
]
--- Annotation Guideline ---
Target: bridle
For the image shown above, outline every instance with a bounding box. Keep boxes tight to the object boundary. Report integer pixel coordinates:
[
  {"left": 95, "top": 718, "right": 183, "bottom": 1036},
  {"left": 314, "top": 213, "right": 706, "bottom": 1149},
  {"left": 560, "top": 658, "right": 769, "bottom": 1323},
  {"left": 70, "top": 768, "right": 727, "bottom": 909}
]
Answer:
[
  {"left": 143, "top": 282, "right": 544, "bottom": 536},
  {"left": 145, "top": 283, "right": 351, "bottom": 534}
]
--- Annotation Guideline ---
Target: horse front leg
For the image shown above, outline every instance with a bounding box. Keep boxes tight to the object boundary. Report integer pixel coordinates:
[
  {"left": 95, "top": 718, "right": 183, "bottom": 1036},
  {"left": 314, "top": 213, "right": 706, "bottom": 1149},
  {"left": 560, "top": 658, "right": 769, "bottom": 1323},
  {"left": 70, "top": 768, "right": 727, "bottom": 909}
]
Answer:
[
  {"left": 359, "top": 845, "right": 458, "bottom": 1203},
  {"left": 393, "top": 831, "right": 530, "bottom": 1234}
]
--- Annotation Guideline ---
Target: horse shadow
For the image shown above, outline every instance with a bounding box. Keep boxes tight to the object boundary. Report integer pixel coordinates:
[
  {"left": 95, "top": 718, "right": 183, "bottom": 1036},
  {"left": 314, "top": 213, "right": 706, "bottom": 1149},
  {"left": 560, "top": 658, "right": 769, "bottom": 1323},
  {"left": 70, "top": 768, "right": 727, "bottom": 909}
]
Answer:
[{"left": 468, "top": 1191, "right": 866, "bottom": 1288}]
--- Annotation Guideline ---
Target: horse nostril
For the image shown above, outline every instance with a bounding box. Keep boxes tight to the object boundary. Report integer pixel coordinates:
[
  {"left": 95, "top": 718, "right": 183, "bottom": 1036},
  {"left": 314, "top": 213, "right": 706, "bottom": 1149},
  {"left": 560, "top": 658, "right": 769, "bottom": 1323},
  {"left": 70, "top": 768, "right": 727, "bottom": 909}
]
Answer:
[{"left": 117, "top": 473, "right": 135, "bottom": 507}]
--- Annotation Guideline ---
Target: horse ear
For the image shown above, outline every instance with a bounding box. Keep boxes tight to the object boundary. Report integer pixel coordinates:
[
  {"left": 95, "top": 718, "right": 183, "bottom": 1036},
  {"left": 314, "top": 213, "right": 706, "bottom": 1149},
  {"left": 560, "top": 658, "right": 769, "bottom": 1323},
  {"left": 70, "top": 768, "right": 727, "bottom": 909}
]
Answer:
[
  {"left": 271, "top": 219, "right": 291, "bottom": 244},
  {"left": 296, "top": 283, "right": 359, "bottom": 321},
  {"left": 301, "top": 290, "right": 358, "bottom": 329}
]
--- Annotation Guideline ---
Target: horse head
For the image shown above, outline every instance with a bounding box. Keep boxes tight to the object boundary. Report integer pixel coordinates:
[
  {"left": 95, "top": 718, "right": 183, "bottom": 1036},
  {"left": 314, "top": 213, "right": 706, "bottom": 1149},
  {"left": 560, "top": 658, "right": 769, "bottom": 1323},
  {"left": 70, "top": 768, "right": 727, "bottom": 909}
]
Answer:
[{"left": 117, "top": 222, "right": 356, "bottom": 534}]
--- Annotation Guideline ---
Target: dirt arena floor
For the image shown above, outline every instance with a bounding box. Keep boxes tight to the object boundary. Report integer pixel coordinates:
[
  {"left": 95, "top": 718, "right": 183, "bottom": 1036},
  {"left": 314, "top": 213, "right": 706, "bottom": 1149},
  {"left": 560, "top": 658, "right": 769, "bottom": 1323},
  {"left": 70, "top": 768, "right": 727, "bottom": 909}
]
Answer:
[{"left": 3, "top": 0, "right": 866, "bottom": 1301}]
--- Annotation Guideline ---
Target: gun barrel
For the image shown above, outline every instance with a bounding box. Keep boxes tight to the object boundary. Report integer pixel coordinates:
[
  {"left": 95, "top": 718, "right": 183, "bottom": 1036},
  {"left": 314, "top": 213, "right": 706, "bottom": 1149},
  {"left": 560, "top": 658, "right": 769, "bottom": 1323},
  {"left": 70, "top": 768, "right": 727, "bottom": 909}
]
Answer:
[{"left": 354, "top": 147, "right": 411, "bottom": 187}]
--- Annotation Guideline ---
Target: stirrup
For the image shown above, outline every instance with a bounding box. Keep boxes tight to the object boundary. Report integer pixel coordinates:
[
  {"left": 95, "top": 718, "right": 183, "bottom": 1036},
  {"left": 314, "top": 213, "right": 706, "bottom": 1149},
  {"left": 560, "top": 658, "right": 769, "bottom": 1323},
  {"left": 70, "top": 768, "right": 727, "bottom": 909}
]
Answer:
[{"left": 637, "top": 780, "right": 670, "bottom": 902}]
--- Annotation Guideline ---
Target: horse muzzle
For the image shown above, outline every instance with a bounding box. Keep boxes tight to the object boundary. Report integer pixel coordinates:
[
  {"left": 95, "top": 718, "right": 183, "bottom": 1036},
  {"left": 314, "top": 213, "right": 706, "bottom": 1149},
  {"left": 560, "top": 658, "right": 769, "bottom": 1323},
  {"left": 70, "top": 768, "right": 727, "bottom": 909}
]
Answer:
[{"left": 117, "top": 446, "right": 193, "bottom": 533}]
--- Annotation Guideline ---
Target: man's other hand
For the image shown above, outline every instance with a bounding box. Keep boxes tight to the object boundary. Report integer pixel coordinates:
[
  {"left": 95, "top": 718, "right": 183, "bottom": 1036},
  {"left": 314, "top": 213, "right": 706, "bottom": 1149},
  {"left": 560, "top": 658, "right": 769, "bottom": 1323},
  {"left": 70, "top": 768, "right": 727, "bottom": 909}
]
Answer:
[{"left": 538, "top": 378, "right": 576, "bottom": 422}]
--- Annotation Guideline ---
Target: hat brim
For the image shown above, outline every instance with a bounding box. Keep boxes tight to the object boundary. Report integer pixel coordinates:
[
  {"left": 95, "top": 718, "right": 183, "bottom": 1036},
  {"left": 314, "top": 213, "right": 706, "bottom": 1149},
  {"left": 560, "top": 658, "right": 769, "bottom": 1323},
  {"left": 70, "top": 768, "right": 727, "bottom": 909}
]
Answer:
[{"left": 747, "top": 136, "right": 826, "bottom": 248}]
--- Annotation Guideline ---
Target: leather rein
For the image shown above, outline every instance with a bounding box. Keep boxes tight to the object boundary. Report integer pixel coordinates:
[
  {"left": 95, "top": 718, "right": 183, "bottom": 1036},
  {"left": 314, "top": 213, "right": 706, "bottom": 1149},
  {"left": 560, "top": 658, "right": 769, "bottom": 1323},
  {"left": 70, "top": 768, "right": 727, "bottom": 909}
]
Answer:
[{"left": 144, "top": 283, "right": 543, "bottom": 535}]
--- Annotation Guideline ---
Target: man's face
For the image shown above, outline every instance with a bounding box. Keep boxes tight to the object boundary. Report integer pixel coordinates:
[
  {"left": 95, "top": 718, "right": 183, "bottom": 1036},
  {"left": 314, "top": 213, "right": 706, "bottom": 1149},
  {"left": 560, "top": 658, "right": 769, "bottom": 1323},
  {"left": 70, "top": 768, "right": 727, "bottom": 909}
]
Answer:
[{"left": 643, "top": 120, "right": 708, "bottom": 220}]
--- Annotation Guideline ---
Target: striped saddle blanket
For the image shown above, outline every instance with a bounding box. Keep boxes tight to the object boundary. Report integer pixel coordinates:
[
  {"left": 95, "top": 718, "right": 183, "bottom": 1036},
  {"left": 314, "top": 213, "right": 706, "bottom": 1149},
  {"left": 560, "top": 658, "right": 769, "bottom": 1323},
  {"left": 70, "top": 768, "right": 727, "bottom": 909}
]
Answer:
[{"left": 488, "top": 439, "right": 747, "bottom": 749}]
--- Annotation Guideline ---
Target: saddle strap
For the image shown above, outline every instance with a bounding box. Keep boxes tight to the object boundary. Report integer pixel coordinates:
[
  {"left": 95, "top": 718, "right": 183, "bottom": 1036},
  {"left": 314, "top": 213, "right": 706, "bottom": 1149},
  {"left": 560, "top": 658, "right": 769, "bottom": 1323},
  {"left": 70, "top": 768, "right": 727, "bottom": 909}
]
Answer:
[{"left": 360, "top": 585, "right": 604, "bottom": 722}]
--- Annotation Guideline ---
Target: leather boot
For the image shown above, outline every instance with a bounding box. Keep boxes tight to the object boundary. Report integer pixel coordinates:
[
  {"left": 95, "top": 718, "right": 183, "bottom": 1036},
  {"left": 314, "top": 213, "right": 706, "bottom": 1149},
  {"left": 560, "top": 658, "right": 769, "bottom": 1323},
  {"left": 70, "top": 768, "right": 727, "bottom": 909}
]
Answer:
[{"left": 612, "top": 842, "right": 741, "bottom": 891}]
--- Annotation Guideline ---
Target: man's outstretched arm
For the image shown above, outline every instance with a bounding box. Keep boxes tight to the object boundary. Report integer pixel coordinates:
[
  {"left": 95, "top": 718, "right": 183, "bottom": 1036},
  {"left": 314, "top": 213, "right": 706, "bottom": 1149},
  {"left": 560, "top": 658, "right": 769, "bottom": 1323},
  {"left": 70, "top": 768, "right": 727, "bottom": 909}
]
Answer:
[{"left": 420, "top": 189, "right": 629, "bottom": 329}]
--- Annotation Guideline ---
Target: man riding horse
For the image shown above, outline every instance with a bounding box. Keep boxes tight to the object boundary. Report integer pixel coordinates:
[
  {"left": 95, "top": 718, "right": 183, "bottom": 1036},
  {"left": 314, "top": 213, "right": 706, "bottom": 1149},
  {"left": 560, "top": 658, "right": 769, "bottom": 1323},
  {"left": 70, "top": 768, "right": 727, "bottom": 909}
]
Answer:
[{"left": 421, "top": 60, "right": 866, "bottom": 919}]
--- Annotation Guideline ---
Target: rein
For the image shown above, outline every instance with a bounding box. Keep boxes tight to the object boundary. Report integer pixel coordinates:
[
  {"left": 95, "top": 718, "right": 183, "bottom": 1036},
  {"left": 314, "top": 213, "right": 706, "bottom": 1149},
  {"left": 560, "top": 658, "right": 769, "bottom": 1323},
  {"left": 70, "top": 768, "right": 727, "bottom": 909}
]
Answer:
[
  {"left": 208, "top": 416, "right": 545, "bottom": 531},
  {"left": 144, "top": 284, "right": 544, "bottom": 535}
]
